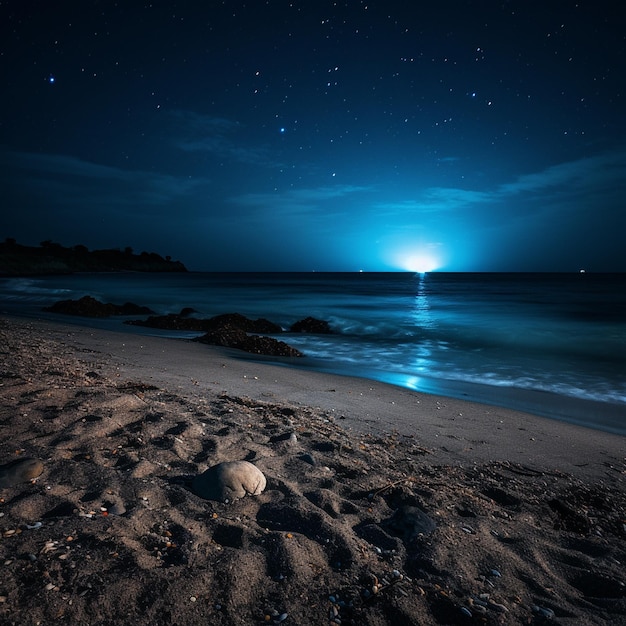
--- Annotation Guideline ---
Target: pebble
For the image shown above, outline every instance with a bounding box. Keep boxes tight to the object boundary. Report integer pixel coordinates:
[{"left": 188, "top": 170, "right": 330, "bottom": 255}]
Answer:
[
  {"left": 460, "top": 606, "right": 472, "bottom": 617},
  {"left": 299, "top": 453, "right": 316, "bottom": 466},
  {"left": 25, "top": 522, "right": 42, "bottom": 530},
  {"left": 532, "top": 605, "right": 555, "bottom": 620},
  {"left": 488, "top": 600, "right": 509, "bottom": 613}
]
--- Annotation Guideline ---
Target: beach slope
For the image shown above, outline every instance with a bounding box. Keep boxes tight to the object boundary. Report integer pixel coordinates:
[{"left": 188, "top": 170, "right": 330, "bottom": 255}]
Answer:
[{"left": 1, "top": 317, "right": 624, "bottom": 625}]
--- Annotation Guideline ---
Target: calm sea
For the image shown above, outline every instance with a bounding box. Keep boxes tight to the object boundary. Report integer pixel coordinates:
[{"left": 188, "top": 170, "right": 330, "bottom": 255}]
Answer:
[{"left": 2, "top": 272, "right": 625, "bottom": 435}]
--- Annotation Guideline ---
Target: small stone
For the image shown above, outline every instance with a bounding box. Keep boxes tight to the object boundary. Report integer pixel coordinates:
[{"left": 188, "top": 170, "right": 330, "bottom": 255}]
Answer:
[
  {"left": 299, "top": 453, "right": 316, "bottom": 466},
  {"left": 532, "top": 605, "right": 555, "bottom": 620}
]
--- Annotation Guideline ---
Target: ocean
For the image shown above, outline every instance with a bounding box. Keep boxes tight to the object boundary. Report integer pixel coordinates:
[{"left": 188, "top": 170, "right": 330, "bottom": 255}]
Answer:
[{"left": 2, "top": 272, "right": 625, "bottom": 435}]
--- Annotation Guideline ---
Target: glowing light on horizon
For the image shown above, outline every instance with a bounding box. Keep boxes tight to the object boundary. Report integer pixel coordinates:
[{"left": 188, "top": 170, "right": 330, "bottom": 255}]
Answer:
[{"left": 400, "top": 253, "right": 440, "bottom": 273}]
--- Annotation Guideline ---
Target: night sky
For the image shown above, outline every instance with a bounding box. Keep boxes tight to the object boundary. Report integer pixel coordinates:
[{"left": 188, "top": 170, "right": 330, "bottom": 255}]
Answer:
[{"left": 1, "top": 1, "right": 625, "bottom": 272}]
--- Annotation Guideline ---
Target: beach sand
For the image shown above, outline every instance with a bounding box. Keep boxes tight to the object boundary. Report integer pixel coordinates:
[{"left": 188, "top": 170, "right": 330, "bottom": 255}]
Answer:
[{"left": 0, "top": 316, "right": 624, "bottom": 625}]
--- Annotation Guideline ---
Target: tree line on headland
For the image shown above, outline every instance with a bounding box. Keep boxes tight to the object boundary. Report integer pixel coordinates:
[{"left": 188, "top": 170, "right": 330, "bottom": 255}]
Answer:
[{"left": 0, "top": 239, "right": 187, "bottom": 276}]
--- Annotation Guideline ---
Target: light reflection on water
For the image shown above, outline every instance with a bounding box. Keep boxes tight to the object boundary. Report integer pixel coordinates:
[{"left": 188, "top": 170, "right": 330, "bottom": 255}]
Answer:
[{"left": 1, "top": 272, "right": 624, "bottom": 434}]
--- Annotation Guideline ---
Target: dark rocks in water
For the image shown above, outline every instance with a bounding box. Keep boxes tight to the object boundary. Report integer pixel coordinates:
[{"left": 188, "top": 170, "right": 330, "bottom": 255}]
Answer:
[
  {"left": 194, "top": 324, "right": 303, "bottom": 357},
  {"left": 127, "top": 310, "right": 333, "bottom": 340},
  {"left": 236, "top": 334, "right": 303, "bottom": 357},
  {"left": 126, "top": 311, "right": 283, "bottom": 334},
  {"left": 204, "top": 313, "right": 282, "bottom": 334},
  {"left": 126, "top": 313, "right": 210, "bottom": 331},
  {"left": 195, "top": 324, "right": 249, "bottom": 347},
  {"left": 126, "top": 309, "right": 297, "bottom": 355},
  {"left": 289, "top": 316, "right": 333, "bottom": 334},
  {"left": 44, "top": 296, "right": 154, "bottom": 318}
]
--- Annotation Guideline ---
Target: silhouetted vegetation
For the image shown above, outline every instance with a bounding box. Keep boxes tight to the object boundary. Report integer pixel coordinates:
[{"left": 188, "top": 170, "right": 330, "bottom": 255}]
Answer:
[{"left": 0, "top": 239, "right": 187, "bottom": 276}]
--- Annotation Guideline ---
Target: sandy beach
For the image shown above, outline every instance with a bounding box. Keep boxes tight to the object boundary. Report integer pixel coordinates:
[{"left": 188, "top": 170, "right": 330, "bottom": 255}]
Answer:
[{"left": 1, "top": 315, "right": 624, "bottom": 625}]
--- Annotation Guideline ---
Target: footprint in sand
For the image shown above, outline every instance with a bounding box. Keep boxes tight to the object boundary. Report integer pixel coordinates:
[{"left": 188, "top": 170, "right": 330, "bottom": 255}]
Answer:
[{"left": 0, "top": 458, "right": 44, "bottom": 488}]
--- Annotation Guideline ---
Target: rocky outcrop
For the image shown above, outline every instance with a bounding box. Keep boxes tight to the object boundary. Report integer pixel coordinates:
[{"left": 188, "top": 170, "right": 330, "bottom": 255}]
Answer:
[
  {"left": 203, "top": 313, "right": 282, "bottom": 334},
  {"left": 45, "top": 299, "right": 326, "bottom": 357},
  {"left": 125, "top": 312, "right": 210, "bottom": 331},
  {"left": 126, "top": 311, "right": 283, "bottom": 334},
  {"left": 194, "top": 324, "right": 303, "bottom": 357},
  {"left": 289, "top": 316, "right": 333, "bottom": 334},
  {"left": 44, "top": 296, "right": 154, "bottom": 318}
]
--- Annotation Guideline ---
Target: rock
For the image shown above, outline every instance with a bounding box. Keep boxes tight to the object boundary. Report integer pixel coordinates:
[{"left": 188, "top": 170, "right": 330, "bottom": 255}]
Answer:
[
  {"left": 126, "top": 313, "right": 211, "bottom": 331},
  {"left": 191, "top": 461, "right": 267, "bottom": 502},
  {"left": 45, "top": 296, "right": 153, "bottom": 318},
  {"left": 126, "top": 311, "right": 283, "bottom": 334},
  {"left": 204, "top": 313, "right": 282, "bottom": 334},
  {"left": 129, "top": 310, "right": 303, "bottom": 356},
  {"left": 195, "top": 324, "right": 249, "bottom": 347},
  {"left": 115, "top": 302, "right": 156, "bottom": 316},
  {"left": 289, "top": 316, "right": 333, "bottom": 334},
  {"left": 237, "top": 335, "right": 303, "bottom": 357},
  {"left": 194, "top": 325, "right": 303, "bottom": 357},
  {"left": 384, "top": 505, "right": 436, "bottom": 541},
  {"left": 0, "top": 458, "right": 44, "bottom": 488}
]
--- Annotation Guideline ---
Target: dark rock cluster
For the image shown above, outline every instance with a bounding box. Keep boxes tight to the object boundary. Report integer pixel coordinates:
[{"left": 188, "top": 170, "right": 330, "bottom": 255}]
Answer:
[
  {"left": 44, "top": 296, "right": 154, "bottom": 318},
  {"left": 193, "top": 324, "right": 303, "bottom": 357},
  {"left": 289, "top": 316, "right": 333, "bottom": 334},
  {"left": 43, "top": 296, "right": 332, "bottom": 358}
]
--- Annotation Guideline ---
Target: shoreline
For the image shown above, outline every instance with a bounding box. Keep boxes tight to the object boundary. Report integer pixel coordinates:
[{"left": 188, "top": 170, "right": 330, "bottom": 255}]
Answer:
[
  {"left": 1, "top": 315, "right": 625, "bottom": 625},
  {"left": 3, "top": 314, "right": 624, "bottom": 479},
  {"left": 5, "top": 306, "right": 626, "bottom": 436}
]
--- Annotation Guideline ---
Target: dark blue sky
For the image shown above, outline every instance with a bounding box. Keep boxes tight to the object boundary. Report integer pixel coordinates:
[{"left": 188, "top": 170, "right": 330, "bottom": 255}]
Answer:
[{"left": 1, "top": 1, "right": 625, "bottom": 271}]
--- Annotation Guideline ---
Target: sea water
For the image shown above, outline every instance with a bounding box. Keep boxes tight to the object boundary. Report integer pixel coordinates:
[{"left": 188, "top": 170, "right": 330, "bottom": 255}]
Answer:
[{"left": 2, "top": 272, "right": 625, "bottom": 434}]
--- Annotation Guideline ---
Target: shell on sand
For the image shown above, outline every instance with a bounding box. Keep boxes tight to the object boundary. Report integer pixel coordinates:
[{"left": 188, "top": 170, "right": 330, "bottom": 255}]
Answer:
[
  {"left": 191, "top": 460, "right": 266, "bottom": 502},
  {"left": 0, "top": 458, "right": 44, "bottom": 488}
]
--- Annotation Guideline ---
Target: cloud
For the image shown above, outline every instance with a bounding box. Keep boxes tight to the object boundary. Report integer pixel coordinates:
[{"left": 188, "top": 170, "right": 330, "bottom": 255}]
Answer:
[
  {"left": 169, "top": 109, "right": 285, "bottom": 168},
  {"left": 374, "top": 149, "right": 626, "bottom": 224},
  {"left": 498, "top": 151, "right": 626, "bottom": 198},
  {"left": 230, "top": 184, "right": 372, "bottom": 220},
  {"left": 0, "top": 150, "right": 207, "bottom": 214}
]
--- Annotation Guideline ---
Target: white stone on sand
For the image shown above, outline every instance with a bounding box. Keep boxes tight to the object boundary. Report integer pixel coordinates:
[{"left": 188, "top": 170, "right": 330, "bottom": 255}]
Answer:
[{"left": 191, "top": 460, "right": 267, "bottom": 502}]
